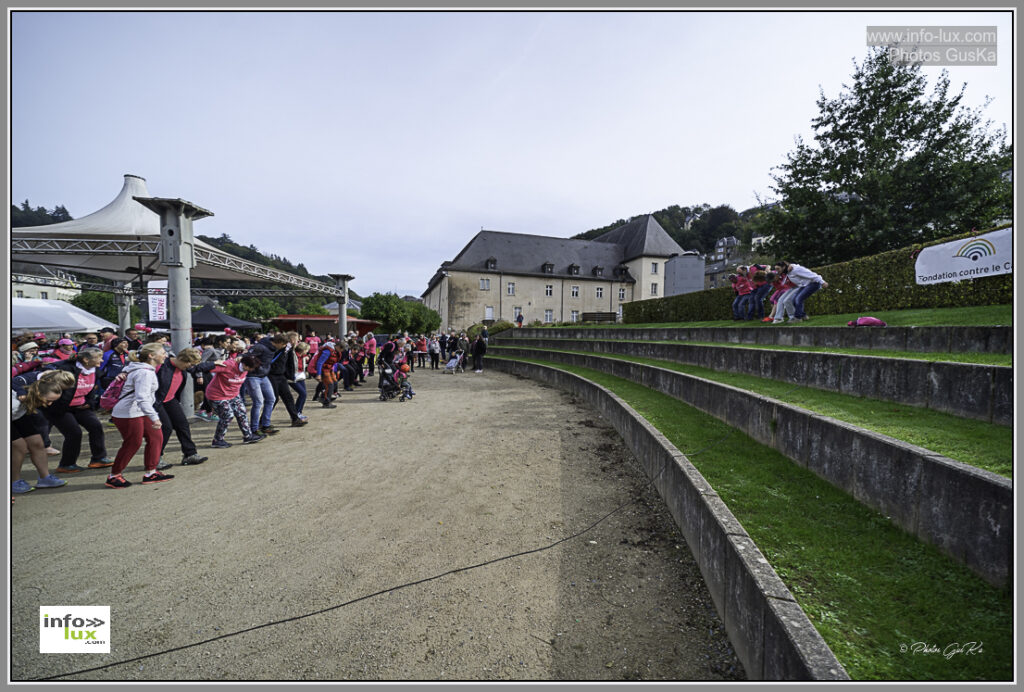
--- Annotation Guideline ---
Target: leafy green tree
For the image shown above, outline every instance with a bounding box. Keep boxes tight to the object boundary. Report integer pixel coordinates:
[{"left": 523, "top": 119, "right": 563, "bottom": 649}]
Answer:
[
  {"left": 11, "top": 200, "right": 73, "bottom": 227},
  {"left": 71, "top": 291, "right": 141, "bottom": 325},
  {"left": 763, "top": 47, "right": 1011, "bottom": 266},
  {"left": 223, "top": 298, "right": 285, "bottom": 327},
  {"left": 360, "top": 292, "right": 408, "bottom": 333},
  {"left": 405, "top": 301, "right": 441, "bottom": 334}
]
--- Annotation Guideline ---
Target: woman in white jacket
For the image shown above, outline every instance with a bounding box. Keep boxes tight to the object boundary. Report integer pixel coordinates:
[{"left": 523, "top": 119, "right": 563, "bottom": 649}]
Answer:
[{"left": 107, "top": 343, "right": 172, "bottom": 488}]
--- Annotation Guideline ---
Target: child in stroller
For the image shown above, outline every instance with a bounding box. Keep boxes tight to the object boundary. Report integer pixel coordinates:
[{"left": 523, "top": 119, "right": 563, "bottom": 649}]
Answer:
[
  {"left": 443, "top": 349, "right": 465, "bottom": 374},
  {"left": 379, "top": 360, "right": 415, "bottom": 402}
]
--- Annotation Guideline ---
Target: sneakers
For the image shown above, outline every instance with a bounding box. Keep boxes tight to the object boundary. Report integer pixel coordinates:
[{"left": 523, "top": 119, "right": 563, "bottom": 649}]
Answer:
[
  {"left": 258, "top": 426, "right": 280, "bottom": 436},
  {"left": 211, "top": 439, "right": 232, "bottom": 449},
  {"left": 243, "top": 434, "right": 265, "bottom": 445},
  {"left": 156, "top": 460, "right": 173, "bottom": 471},
  {"left": 11, "top": 479, "right": 34, "bottom": 494},
  {"left": 105, "top": 474, "right": 131, "bottom": 489},
  {"left": 298, "top": 414, "right": 309, "bottom": 422},
  {"left": 142, "top": 471, "right": 174, "bottom": 484},
  {"left": 45, "top": 446, "right": 61, "bottom": 456},
  {"left": 762, "top": 317, "right": 773, "bottom": 323},
  {"left": 321, "top": 401, "right": 337, "bottom": 408},
  {"left": 88, "top": 458, "right": 115, "bottom": 469},
  {"left": 181, "top": 454, "right": 208, "bottom": 465},
  {"left": 56, "top": 465, "right": 85, "bottom": 474},
  {"left": 291, "top": 419, "right": 308, "bottom": 427},
  {"left": 196, "top": 411, "right": 220, "bottom": 422},
  {"left": 35, "top": 474, "right": 68, "bottom": 489}
]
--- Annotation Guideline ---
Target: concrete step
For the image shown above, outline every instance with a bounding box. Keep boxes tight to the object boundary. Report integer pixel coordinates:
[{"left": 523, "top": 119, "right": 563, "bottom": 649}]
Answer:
[
  {"left": 487, "top": 347, "right": 1012, "bottom": 590},
  {"left": 500, "top": 325, "right": 1013, "bottom": 354},
  {"left": 492, "top": 337, "right": 1012, "bottom": 425}
]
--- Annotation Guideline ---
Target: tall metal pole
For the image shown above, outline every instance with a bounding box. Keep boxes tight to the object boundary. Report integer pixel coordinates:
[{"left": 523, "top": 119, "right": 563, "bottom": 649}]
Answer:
[
  {"left": 329, "top": 274, "right": 354, "bottom": 340},
  {"left": 133, "top": 196, "right": 213, "bottom": 418},
  {"left": 114, "top": 281, "right": 132, "bottom": 334}
]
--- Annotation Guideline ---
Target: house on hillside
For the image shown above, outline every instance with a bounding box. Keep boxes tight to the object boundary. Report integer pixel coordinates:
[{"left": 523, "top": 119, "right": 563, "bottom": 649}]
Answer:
[
  {"left": 711, "top": 236, "right": 740, "bottom": 262},
  {"left": 422, "top": 215, "right": 690, "bottom": 331}
]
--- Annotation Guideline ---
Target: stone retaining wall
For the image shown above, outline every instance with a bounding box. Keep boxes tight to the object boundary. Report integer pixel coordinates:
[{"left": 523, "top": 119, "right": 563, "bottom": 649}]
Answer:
[
  {"left": 493, "top": 337, "right": 1012, "bottom": 425},
  {"left": 503, "top": 325, "right": 1012, "bottom": 354},
  {"left": 490, "top": 358, "right": 849, "bottom": 681},
  {"left": 488, "top": 348, "right": 1012, "bottom": 588}
]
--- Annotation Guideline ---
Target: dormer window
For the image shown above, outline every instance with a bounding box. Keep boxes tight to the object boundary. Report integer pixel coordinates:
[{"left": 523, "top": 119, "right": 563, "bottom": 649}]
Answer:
[
  {"left": 486, "top": 257, "right": 497, "bottom": 270},
  {"left": 592, "top": 265, "right": 604, "bottom": 277},
  {"left": 569, "top": 264, "right": 580, "bottom": 275},
  {"left": 542, "top": 262, "right": 554, "bottom": 274}
]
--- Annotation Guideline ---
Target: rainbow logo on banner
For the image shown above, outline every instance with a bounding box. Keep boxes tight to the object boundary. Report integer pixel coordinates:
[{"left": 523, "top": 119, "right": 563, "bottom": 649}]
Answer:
[{"left": 953, "top": 238, "right": 997, "bottom": 262}]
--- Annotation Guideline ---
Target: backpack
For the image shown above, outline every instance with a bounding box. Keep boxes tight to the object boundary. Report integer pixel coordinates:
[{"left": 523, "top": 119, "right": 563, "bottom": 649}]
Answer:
[
  {"left": 99, "top": 377, "right": 128, "bottom": 411},
  {"left": 847, "top": 316, "right": 887, "bottom": 327}
]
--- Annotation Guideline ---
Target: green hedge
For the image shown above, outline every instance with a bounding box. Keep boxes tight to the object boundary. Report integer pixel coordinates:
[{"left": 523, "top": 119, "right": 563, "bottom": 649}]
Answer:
[{"left": 624, "top": 225, "right": 1013, "bottom": 323}]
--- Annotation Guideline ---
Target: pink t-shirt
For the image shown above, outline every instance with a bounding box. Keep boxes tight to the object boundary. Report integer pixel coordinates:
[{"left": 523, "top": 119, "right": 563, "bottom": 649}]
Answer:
[
  {"left": 70, "top": 371, "right": 95, "bottom": 407},
  {"left": 205, "top": 359, "right": 249, "bottom": 401},
  {"left": 306, "top": 336, "right": 321, "bottom": 356}
]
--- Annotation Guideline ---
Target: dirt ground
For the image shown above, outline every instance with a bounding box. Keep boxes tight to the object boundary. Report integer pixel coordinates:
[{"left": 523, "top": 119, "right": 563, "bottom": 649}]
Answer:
[{"left": 9, "top": 366, "right": 743, "bottom": 682}]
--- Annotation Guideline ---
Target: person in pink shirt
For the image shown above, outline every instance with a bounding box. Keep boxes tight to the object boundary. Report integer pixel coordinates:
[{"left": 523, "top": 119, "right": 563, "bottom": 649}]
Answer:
[
  {"left": 195, "top": 353, "right": 263, "bottom": 448},
  {"left": 42, "top": 338, "right": 76, "bottom": 364},
  {"left": 305, "top": 330, "right": 321, "bottom": 359},
  {"left": 364, "top": 332, "right": 377, "bottom": 377}
]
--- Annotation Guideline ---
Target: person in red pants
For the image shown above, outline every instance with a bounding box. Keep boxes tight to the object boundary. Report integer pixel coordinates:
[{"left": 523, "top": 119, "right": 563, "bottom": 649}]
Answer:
[{"left": 107, "top": 343, "right": 172, "bottom": 488}]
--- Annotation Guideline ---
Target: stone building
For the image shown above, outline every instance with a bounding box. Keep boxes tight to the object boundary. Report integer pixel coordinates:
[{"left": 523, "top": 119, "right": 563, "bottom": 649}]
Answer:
[{"left": 422, "top": 215, "right": 687, "bottom": 331}]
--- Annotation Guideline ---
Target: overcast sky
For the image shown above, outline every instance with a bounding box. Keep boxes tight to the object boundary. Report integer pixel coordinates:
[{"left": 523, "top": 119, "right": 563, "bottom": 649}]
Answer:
[{"left": 10, "top": 9, "right": 1014, "bottom": 299}]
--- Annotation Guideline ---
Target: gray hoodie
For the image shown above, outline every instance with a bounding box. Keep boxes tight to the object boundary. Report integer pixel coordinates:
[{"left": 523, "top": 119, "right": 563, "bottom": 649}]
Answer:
[{"left": 111, "top": 361, "right": 160, "bottom": 422}]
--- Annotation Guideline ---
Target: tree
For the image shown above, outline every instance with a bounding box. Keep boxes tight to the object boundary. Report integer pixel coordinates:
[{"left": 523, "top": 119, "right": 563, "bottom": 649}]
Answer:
[
  {"left": 222, "top": 298, "right": 285, "bottom": 327},
  {"left": 71, "top": 291, "right": 141, "bottom": 325},
  {"left": 11, "top": 200, "right": 74, "bottom": 227},
  {"left": 405, "top": 301, "right": 441, "bottom": 334},
  {"left": 762, "top": 47, "right": 1011, "bottom": 266},
  {"left": 360, "top": 292, "right": 408, "bottom": 333}
]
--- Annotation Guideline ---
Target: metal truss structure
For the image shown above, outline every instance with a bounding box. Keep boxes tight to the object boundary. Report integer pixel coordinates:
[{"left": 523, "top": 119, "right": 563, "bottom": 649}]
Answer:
[{"left": 10, "top": 237, "right": 339, "bottom": 296}]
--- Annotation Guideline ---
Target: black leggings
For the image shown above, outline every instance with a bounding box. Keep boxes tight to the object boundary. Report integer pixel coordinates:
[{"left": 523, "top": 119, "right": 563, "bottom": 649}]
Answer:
[
  {"left": 45, "top": 408, "right": 107, "bottom": 467},
  {"left": 155, "top": 399, "right": 198, "bottom": 458}
]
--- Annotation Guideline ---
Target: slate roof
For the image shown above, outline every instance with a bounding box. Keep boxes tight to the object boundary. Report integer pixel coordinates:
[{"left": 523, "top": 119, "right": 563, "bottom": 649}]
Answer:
[{"left": 423, "top": 215, "right": 683, "bottom": 296}]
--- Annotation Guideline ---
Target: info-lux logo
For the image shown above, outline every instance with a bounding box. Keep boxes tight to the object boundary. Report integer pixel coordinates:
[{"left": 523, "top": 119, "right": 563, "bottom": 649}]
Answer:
[{"left": 39, "top": 606, "right": 110, "bottom": 653}]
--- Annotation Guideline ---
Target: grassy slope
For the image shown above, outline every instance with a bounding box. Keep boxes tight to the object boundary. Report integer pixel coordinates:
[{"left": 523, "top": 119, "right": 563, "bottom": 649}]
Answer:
[
  {"left": 493, "top": 356, "right": 1012, "bottom": 681},
  {"left": 490, "top": 346, "right": 1012, "bottom": 478}
]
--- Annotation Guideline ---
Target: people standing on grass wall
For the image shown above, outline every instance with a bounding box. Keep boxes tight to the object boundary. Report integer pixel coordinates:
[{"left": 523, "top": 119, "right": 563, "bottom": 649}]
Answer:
[
  {"left": 770, "top": 267, "right": 799, "bottom": 324},
  {"left": 731, "top": 267, "right": 753, "bottom": 320},
  {"left": 746, "top": 264, "right": 772, "bottom": 321},
  {"left": 776, "top": 261, "right": 828, "bottom": 323},
  {"left": 107, "top": 343, "right": 172, "bottom": 488}
]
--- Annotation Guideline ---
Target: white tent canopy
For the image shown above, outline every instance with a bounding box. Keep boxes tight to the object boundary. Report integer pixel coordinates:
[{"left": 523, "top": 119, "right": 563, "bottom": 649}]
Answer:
[
  {"left": 11, "top": 298, "right": 118, "bottom": 334},
  {"left": 11, "top": 174, "right": 337, "bottom": 292}
]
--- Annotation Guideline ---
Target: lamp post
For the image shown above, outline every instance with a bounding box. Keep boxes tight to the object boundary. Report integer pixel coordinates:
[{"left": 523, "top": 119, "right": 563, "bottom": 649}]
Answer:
[{"left": 329, "top": 273, "right": 355, "bottom": 340}]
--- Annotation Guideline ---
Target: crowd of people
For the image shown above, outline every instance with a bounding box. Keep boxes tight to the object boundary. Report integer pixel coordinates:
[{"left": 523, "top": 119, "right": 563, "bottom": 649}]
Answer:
[
  {"left": 728, "top": 260, "right": 828, "bottom": 323},
  {"left": 11, "top": 324, "right": 491, "bottom": 497}
]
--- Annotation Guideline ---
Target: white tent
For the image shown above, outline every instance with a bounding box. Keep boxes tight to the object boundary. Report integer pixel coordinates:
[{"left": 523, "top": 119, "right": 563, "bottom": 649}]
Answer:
[{"left": 11, "top": 298, "right": 118, "bottom": 334}]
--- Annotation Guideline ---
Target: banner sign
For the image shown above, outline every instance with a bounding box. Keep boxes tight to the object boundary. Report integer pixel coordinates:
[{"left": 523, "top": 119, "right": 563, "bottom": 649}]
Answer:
[
  {"left": 147, "top": 280, "right": 168, "bottom": 321},
  {"left": 915, "top": 228, "right": 1013, "bottom": 285}
]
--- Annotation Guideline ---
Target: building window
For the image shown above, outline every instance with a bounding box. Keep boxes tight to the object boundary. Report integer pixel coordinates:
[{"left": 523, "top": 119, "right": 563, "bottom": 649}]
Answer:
[
  {"left": 596, "top": 287, "right": 604, "bottom": 299},
  {"left": 16, "top": 290, "right": 24, "bottom": 298},
  {"left": 544, "top": 309, "right": 553, "bottom": 323},
  {"left": 40, "top": 291, "right": 48, "bottom": 299},
  {"left": 542, "top": 263, "right": 554, "bottom": 273},
  {"left": 618, "top": 287, "right": 626, "bottom": 301},
  {"left": 569, "top": 264, "right": 579, "bottom": 275},
  {"left": 507, "top": 282, "right": 515, "bottom": 296},
  {"left": 650, "top": 283, "right": 658, "bottom": 296},
  {"left": 485, "top": 306, "right": 494, "bottom": 320},
  {"left": 486, "top": 257, "right": 497, "bottom": 270},
  {"left": 571, "top": 285, "right": 579, "bottom": 298},
  {"left": 545, "top": 284, "right": 553, "bottom": 297},
  {"left": 617, "top": 305, "right": 623, "bottom": 319},
  {"left": 651, "top": 262, "right": 658, "bottom": 274},
  {"left": 570, "top": 310, "right": 579, "bottom": 323},
  {"left": 479, "top": 278, "right": 490, "bottom": 290},
  {"left": 513, "top": 306, "right": 522, "bottom": 319}
]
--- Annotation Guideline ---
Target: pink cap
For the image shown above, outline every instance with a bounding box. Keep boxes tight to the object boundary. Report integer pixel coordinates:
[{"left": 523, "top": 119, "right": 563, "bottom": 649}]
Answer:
[
  {"left": 57, "top": 338, "right": 75, "bottom": 346},
  {"left": 33, "top": 332, "right": 45, "bottom": 339}
]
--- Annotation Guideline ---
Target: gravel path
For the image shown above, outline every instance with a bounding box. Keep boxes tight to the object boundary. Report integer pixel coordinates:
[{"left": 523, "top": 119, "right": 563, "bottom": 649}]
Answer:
[{"left": 10, "top": 367, "right": 743, "bottom": 681}]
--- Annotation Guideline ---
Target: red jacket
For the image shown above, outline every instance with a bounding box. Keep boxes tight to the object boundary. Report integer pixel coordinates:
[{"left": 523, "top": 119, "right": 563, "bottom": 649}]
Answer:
[{"left": 735, "top": 276, "right": 753, "bottom": 295}]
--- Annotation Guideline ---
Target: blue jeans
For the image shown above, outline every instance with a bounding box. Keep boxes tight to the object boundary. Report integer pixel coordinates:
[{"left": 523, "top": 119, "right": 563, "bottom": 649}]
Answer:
[
  {"left": 732, "top": 294, "right": 749, "bottom": 319},
  {"left": 747, "top": 283, "right": 773, "bottom": 320},
  {"left": 288, "top": 380, "right": 307, "bottom": 414},
  {"left": 792, "top": 282, "right": 822, "bottom": 319},
  {"left": 244, "top": 376, "right": 276, "bottom": 432}
]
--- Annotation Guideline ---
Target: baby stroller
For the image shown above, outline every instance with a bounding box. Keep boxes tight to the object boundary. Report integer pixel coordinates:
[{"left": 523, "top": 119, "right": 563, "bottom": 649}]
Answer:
[
  {"left": 379, "top": 362, "right": 414, "bottom": 402},
  {"left": 443, "top": 349, "right": 465, "bottom": 374}
]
